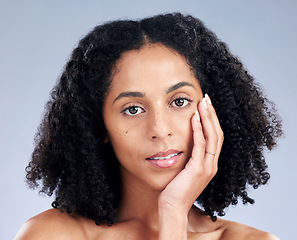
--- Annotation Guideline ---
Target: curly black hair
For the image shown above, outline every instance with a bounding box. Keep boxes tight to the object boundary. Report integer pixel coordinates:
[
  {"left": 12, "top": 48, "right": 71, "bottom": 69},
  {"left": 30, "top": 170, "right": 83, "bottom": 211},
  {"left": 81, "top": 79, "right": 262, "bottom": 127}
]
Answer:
[{"left": 26, "top": 12, "right": 283, "bottom": 225}]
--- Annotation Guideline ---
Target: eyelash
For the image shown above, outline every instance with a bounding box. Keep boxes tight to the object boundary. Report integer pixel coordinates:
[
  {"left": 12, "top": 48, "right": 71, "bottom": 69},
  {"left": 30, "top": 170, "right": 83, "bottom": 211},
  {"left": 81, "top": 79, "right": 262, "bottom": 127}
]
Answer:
[
  {"left": 121, "top": 105, "right": 145, "bottom": 116},
  {"left": 170, "top": 97, "right": 193, "bottom": 108},
  {"left": 121, "top": 97, "right": 193, "bottom": 116}
]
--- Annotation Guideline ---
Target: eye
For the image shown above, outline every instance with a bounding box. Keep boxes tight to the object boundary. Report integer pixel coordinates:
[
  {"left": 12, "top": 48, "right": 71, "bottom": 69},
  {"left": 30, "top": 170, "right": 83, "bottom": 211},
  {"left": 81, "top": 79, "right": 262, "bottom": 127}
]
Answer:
[
  {"left": 122, "top": 105, "right": 145, "bottom": 116},
  {"left": 171, "top": 97, "right": 192, "bottom": 108}
]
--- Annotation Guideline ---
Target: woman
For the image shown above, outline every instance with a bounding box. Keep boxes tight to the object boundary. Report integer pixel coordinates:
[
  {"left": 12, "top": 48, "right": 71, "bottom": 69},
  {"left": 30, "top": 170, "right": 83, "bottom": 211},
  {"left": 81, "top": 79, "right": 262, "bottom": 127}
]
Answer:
[{"left": 15, "top": 13, "right": 282, "bottom": 239}]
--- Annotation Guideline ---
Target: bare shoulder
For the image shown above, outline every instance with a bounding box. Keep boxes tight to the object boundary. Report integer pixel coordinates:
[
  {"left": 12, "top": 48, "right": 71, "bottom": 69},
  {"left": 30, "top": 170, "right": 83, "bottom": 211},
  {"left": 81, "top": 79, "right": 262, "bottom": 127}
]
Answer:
[
  {"left": 220, "top": 220, "right": 279, "bottom": 240},
  {"left": 14, "top": 209, "right": 86, "bottom": 240},
  {"left": 188, "top": 208, "right": 279, "bottom": 240}
]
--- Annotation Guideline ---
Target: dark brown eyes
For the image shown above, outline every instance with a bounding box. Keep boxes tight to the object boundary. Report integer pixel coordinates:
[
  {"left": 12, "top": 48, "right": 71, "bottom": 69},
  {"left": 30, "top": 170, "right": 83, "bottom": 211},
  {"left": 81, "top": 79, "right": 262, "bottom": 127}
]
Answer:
[
  {"left": 122, "top": 105, "right": 144, "bottom": 116},
  {"left": 174, "top": 98, "right": 186, "bottom": 107},
  {"left": 171, "top": 98, "right": 192, "bottom": 108},
  {"left": 122, "top": 97, "right": 192, "bottom": 116},
  {"left": 127, "top": 106, "right": 140, "bottom": 115}
]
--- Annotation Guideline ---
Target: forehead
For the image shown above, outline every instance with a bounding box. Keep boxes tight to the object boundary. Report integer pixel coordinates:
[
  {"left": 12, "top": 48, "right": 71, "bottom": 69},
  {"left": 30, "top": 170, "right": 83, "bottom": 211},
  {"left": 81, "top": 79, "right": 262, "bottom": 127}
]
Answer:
[
  {"left": 114, "top": 44, "right": 191, "bottom": 75},
  {"left": 107, "top": 44, "right": 199, "bottom": 95}
]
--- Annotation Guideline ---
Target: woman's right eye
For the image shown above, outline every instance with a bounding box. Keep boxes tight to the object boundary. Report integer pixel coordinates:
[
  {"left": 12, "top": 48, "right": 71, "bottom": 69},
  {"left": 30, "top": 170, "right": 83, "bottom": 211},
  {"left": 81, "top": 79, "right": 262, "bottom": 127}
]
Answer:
[{"left": 122, "top": 106, "right": 145, "bottom": 116}]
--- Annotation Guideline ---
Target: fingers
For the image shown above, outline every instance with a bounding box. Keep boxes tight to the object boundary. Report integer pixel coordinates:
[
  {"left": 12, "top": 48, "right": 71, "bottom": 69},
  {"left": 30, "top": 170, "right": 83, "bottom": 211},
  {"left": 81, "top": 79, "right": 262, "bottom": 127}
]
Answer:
[
  {"left": 189, "top": 110, "right": 206, "bottom": 170},
  {"left": 190, "top": 93, "right": 223, "bottom": 177},
  {"left": 204, "top": 94, "right": 224, "bottom": 156}
]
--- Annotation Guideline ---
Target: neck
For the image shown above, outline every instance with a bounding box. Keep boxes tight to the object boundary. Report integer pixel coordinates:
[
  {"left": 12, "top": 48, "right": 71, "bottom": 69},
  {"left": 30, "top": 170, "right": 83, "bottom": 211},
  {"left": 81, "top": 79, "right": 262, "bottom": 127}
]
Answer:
[{"left": 118, "top": 170, "right": 161, "bottom": 231}]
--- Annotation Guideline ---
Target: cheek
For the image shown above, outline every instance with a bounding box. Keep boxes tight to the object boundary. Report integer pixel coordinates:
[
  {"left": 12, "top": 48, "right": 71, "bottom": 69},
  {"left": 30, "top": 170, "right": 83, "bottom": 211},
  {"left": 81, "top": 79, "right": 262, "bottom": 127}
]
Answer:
[
  {"left": 185, "top": 114, "right": 194, "bottom": 141},
  {"left": 107, "top": 126, "right": 144, "bottom": 170},
  {"left": 109, "top": 127, "right": 128, "bottom": 145},
  {"left": 175, "top": 111, "right": 194, "bottom": 144},
  {"left": 105, "top": 115, "right": 131, "bottom": 140},
  {"left": 183, "top": 115, "right": 194, "bottom": 159},
  {"left": 107, "top": 124, "right": 139, "bottom": 155}
]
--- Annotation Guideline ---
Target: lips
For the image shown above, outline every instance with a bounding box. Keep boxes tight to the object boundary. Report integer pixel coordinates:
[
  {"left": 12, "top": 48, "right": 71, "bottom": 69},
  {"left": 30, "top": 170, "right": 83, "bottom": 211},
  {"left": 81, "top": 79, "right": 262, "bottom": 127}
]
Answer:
[
  {"left": 146, "top": 150, "right": 182, "bottom": 168},
  {"left": 148, "top": 152, "right": 180, "bottom": 160}
]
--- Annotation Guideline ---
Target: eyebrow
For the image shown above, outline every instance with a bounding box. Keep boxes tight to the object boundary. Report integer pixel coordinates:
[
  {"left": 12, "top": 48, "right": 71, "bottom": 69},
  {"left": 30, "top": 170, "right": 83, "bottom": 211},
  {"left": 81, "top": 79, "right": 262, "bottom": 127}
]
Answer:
[
  {"left": 113, "top": 91, "right": 144, "bottom": 104},
  {"left": 166, "top": 81, "right": 195, "bottom": 94},
  {"left": 112, "top": 81, "right": 195, "bottom": 104}
]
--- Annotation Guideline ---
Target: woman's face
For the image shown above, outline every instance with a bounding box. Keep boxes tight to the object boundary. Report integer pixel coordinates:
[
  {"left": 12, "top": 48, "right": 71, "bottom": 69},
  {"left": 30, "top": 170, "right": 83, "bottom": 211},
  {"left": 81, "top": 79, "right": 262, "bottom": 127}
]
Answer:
[{"left": 103, "top": 44, "right": 203, "bottom": 191}]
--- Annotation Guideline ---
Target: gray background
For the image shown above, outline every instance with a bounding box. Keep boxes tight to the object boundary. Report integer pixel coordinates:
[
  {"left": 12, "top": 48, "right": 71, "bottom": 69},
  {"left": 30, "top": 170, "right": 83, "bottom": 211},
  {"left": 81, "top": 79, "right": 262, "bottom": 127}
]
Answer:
[{"left": 1, "top": 0, "right": 296, "bottom": 239}]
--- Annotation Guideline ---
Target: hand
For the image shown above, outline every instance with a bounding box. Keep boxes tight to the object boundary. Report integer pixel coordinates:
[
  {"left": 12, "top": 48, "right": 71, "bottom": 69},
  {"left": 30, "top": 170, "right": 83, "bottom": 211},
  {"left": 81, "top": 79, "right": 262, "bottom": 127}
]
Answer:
[{"left": 158, "top": 94, "right": 224, "bottom": 214}]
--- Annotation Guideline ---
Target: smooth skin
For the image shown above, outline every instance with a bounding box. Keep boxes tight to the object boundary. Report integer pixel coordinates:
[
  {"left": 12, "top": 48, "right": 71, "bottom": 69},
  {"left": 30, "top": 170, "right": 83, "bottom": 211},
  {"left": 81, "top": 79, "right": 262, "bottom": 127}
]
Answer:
[{"left": 15, "top": 44, "right": 279, "bottom": 240}]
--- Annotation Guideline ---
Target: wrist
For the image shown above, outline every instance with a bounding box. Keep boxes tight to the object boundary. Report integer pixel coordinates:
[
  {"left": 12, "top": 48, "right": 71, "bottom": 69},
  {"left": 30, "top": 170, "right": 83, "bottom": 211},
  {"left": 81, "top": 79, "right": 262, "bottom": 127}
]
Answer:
[{"left": 158, "top": 196, "right": 189, "bottom": 215}]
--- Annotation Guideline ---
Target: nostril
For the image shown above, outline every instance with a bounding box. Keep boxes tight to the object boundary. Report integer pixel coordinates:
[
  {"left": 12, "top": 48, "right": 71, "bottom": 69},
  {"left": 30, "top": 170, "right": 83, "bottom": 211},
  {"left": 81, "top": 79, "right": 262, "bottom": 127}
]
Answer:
[{"left": 151, "top": 133, "right": 172, "bottom": 139}]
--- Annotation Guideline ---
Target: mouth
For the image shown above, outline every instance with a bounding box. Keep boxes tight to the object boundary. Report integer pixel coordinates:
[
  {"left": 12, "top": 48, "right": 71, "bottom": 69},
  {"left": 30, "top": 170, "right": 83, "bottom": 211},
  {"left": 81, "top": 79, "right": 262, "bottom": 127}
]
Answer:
[
  {"left": 146, "top": 150, "right": 183, "bottom": 168},
  {"left": 147, "top": 152, "right": 181, "bottom": 160}
]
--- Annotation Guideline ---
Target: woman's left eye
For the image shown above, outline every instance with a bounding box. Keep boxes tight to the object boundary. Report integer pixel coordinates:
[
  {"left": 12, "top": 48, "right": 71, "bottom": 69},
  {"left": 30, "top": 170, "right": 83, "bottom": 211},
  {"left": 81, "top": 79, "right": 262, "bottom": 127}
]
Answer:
[{"left": 171, "top": 98, "right": 192, "bottom": 108}]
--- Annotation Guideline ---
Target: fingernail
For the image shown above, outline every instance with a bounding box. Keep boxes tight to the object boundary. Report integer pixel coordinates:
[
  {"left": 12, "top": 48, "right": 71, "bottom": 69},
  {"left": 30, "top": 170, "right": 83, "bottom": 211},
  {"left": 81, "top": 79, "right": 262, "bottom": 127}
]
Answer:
[
  {"left": 195, "top": 110, "right": 200, "bottom": 121},
  {"left": 202, "top": 98, "right": 208, "bottom": 109},
  {"left": 205, "top": 93, "right": 212, "bottom": 105}
]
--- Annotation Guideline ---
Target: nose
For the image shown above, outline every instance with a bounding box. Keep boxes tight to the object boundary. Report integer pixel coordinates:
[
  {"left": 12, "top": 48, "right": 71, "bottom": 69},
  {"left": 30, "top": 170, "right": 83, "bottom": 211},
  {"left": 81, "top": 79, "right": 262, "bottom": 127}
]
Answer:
[{"left": 147, "top": 110, "right": 172, "bottom": 140}]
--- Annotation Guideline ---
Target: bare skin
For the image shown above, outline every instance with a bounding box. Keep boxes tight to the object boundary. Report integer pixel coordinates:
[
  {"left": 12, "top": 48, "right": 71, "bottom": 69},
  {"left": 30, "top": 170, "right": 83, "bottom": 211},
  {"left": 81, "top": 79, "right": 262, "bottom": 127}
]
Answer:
[{"left": 14, "top": 44, "right": 279, "bottom": 240}]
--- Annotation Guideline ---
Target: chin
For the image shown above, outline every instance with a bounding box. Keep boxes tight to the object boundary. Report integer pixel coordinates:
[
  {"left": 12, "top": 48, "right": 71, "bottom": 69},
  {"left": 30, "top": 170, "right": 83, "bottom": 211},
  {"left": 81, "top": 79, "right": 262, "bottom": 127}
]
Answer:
[{"left": 148, "top": 170, "right": 181, "bottom": 192}]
